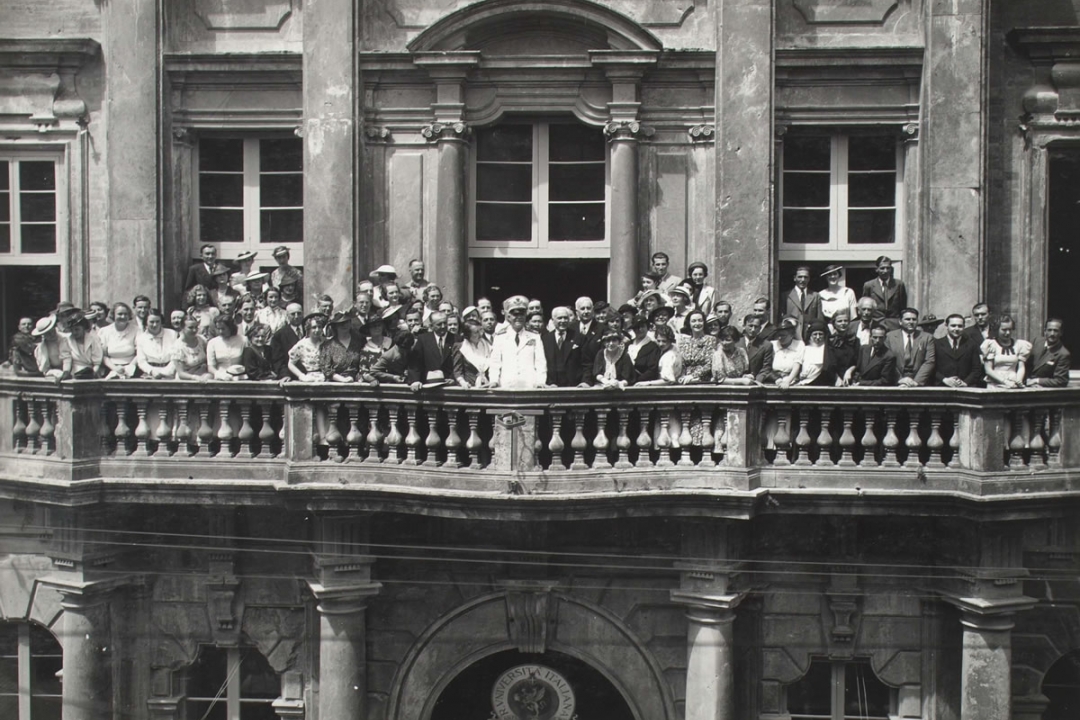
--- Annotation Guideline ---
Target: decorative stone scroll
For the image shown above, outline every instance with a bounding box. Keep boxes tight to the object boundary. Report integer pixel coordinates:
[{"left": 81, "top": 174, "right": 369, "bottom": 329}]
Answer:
[
  {"left": 420, "top": 121, "right": 471, "bottom": 142},
  {"left": 603, "top": 119, "right": 654, "bottom": 141},
  {"left": 687, "top": 124, "right": 715, "bottom": 142}
]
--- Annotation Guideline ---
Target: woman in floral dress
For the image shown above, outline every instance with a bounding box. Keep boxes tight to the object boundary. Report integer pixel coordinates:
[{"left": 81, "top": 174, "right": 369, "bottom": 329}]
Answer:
[{"left": 676, "top": 310, "right": 717, "bottom": 384}]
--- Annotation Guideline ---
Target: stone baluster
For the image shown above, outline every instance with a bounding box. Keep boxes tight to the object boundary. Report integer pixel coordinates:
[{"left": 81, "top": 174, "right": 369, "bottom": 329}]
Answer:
[
  {"left": 25, "top": 400, "right": 42, "bottom": 454},
  {"left": 384, "top": 405, "right": 403, "bottom": 464},
  {"left": 174, "top": 401, "right": 192, "bottom": 456},
  {"left": 465, "top": 409, "right": 483, "bottom": 468},
  {"left": 344, "top": 403, "right": 364, "bottom": 461},
  {"left": 859, "top": 408, "right": 880, "bottom": 468},
  {"left": 593, "top": 409, "right": 612, "bottom": 470},
  {"left": 903, "top": 408, "right": 923, "bottom": 468},
  {"left": 322, "top": 402, "right": 343, "bottom": 459},
  {"left": 714, "top": 411, "right": 728, "bottom": 464},
  {"left": 444, "top": 409, "right": 463, "bottom": 469},
  {"left": 881, "top": 408, "right": 901, "bottom": 468},
  {"left": 655, "top": 411, "right": 674, "bottom": 467},
  {"left": 98, "top": 402, "right": 115, "bottom": 456},
  {"left": 12, "top": 400, "right": 27, "bottom": 453},
  {"left": 38, "top": 400, "right": 55, "bottom": 456},
  {"left": 677, "top": 408, "right": 695, "bottom": 467},
  {"left": 699, "top": 406, "right": 716, "bottom": 468},
  {"left": 772, "top": 408, "right": 791, "bottom": 467},
  {"left": 278, "top": 407, "right": 286, "bottom": 455},
  {"left": 548, "top": 410, "right": 567, "bottom": 470},
  {"left": 635, "top": 408, "right": 654, "bottom": 468},
  {"left": 837, "top": 409, "right": 856, "bottom": 467},
  {"left": 947, "top": 410, "right": 962, "bottom": 468},
  {"left": 154, "top": 400, "right": 172, "bottom": 455},
  {"left": 237, "top": 401, "right": 257, "bottom": 459},
  {"left": 403, "top": 405, "right": 422, "bottom": 465},
  {"left": 423, "top": 407, "right": 442, "bottom": 467},
  {"left": 115, "top": 401, "right": 133, "bottom": 456},
  {"left": 793, "top": 407, "right": 812, "bottom": 467},
  {"left": 926, "top": 409, "right": 947, "bottom": 469},
  {"left": 257, "top": 403, "right": 277, "bottom": 459},
  {"left": 570, "top": 410, "right": 589, "bottom": 470},
  {"left": 1047, "top": 409, "right": 1062, "bottom": 468},
  {"left": 814, "top": 407, "right": 834, "bottom": 467},
  {"left": 1007, "top": 410, "right": 1026, "bottom": 470},
  {"left": 613, "top": 409, "right": 633, "bottom": 470},
  {"left": 1027, "top": 409, "right": 1047, "bottom": 471},
  {"left": 364, "top": 403, "right": 383, "bottom": 463},
  {"left": 216, "top": 400, "right": 236, "bottom": 457},
  {"left": 131, "top": 399, "right": 152, "bottom": 457}
]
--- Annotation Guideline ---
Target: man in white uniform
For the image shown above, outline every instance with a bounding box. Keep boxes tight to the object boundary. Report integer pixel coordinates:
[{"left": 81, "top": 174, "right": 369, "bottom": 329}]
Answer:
[{"left": 489, "top": 296, "right": 547, "bottom": 389}]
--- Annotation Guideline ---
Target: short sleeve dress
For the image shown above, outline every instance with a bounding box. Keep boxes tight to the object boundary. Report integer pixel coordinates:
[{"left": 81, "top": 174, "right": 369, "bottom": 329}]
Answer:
[
  {"left": 980, "top": 338, "right": 1032, "bottom": 387},
  {"left": 676, "top": 335, "right": 718, "bottom": 384}
]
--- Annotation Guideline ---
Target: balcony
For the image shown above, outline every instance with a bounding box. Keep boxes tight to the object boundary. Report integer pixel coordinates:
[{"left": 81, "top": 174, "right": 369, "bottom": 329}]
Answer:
[{"left": 2, "top": 377, "right": 1078, "bottom": 512}]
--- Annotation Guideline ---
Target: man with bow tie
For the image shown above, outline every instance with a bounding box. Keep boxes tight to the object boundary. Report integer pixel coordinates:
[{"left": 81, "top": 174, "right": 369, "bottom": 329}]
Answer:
[{"left": 1026, "top": 318, "right": 1071, "bottom": 387}]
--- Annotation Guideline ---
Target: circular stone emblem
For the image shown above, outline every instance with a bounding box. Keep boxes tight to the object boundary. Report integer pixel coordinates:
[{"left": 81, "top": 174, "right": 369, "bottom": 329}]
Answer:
[{"left": 491, "top": 664, "right": 576, "bottom": 720}]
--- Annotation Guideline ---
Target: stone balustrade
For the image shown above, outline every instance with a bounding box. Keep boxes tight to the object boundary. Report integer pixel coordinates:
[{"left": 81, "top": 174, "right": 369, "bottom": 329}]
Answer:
[{"left": 2, "top": 378, "right": 1078, "bottom": 499}]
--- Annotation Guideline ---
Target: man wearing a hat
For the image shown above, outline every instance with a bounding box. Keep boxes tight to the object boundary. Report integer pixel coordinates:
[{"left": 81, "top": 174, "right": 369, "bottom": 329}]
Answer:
[
  {"left": 489, "top": 296, "right": 547, "bottom": 389},
  {"left": 861, "top": 256, "right": 907, "bottom": 330},
  {"left": 885, "top": 307, "right": 937, "bottom": 387},
  {"left": 270, "top": 246, "right": 304, "bottom": 300}
]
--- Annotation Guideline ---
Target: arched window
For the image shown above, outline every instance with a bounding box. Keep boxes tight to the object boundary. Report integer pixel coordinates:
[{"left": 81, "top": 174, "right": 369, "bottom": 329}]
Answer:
[
  {"left": 786, "top": 657, "right": 893, "bottom": 720},
  {"left": 0, "top": 621, "right": 62, "bottom": 720},
  {"left": 183, "top": 645, "right": 279, "bottom": 720},
  {"left": 1042, "top": 650, "right": 1080, "bottom": 720}
]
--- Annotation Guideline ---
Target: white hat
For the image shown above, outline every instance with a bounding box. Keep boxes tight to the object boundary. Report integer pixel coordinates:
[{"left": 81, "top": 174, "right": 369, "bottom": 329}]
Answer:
[
  {"left": 31, "top": 315, "right": 57, "bottom": 337},
  {"left": 370, "top": 264, "right": 398, "bottom": 277}
]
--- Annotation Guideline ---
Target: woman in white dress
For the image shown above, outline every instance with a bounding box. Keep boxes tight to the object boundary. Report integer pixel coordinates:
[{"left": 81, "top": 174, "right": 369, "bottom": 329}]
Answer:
[
  {"left": 981, "top": 315, "right": 1031, "bottom": 389},
  {"left": 817, "top": 264, "right": 858, "bottom": 322}
]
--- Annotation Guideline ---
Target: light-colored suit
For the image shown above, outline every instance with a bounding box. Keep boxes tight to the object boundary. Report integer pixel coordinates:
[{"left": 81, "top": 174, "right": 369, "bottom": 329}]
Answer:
[
  {"left": 490, "top": 328, "right": 547, "bottom": 389},
  {"left": 885, "top": 328, "right": 936, "bottom": 385}
]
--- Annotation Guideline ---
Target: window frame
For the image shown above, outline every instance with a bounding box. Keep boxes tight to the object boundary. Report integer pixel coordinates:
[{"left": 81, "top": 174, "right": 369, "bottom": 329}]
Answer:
[
  {"left": 786, "top": 657, "right": 896, "bottom": 720},
  {"left": 0, "top": 150, "right": 68, "bottom": 283},
  {"left": 778, "top": 131, "right": 905, "bottom": 263},
  {"left": 468, "top": 121, "right": 611, "bottom": 259},
  {"left": 0, "top": 621, "right": 63, "bottom": 720},
  {"left": 183, "top": 645, "right": 279, "bottom": 720},
  {"left": 193, "top": 135, "right": 304, "bottom": 266}
]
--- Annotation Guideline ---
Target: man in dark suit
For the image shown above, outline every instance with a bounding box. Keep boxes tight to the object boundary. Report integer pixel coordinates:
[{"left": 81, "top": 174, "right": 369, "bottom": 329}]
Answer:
[
  {"left": 407, "top": 311, "right": 455, "bottom": 389},
  {"left": 269, "top": 303, "right": 304, "bottom": 378},
  {"left": 742, "top": 314, "right": 774, "bottom": 380},
  {"left": 845, "top": 324, "right": 898, "bottom": 386},
  {"left": 1026, "top": 318, "right": 1071, "bottom": 387},
  {"left": 783, "top": 265, "right": 823, "bottom": 335},
  {"left": 961, "top": 302, "right": 995, "bottom": 345},
  {"left": 861, "top": 256, "right": 907, "bottom": 330},
  {"left": 569, "top": 296, "right": 604, "bottom": 371},
  {"left": 543, "top": 306, "right": 584, "bottom": 387},
  {"left": 884, "top": 308, "right": 936, "bottom": 387},
  {"left": 184, "top": 244, "right": 222, "bottom": 291},
  {"left": 934, "top": 313, "right": 983, "bottom": 387}
]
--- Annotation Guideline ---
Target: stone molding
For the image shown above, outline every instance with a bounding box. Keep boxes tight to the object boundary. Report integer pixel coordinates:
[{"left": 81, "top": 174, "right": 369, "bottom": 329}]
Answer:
[
  {"left": 501, "top": 581, "right": 558, "bottom": 654},
  {"left": 687, "top": 124, "right": 714, "bottom": 142},
  {"left": 792, "top": 0, "right": 900, "bottom": 25},
  {"left": 193, "top": 0, "right": 294, "bottom": 31},
  {"left": 604, "top": 119, "right": 654, "bottom": 141},
  {"left": 420, "top": 120, "right": 471, "bottom": 142},
  {"left": 0, "top": 38, "right": 99, "bottom": 131}
]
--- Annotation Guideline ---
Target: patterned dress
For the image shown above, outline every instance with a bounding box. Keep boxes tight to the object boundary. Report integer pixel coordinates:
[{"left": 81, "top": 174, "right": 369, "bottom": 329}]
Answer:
[
  {"left": 677, "top": 335, "right": 718, "bottom": 384},
  {"left": 318, "top": 336, "right": 364, "bottom": 380},
  {"left": 712, "top": 346, "right": 750, "bottom": 382}
]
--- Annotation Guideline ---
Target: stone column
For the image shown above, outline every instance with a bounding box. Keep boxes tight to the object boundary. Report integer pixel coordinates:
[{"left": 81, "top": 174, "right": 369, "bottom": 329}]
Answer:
[
  {"left": 715, "top": 0, "right": 773, "bottom": 313},
  {"left": 104, "top": 0, "right": 160, "bottom": 302},
  {"left": 958, "top": 611, "right": 1015, "bottom": 720},
  {"left": 303, "top": 0, "right": 357, "bottom": 306},
  {"left": 415, "top": 53, "right": 481, "bottom": 309}
]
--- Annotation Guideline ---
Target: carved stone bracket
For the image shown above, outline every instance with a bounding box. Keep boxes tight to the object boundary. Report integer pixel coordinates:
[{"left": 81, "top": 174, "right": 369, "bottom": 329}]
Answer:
[
  {"left": 502, "top": 581, "right": 558, "bottom": 654},
  {"left": 902, "top": 122, "right": 920, "bottom": 143},
  {"left": 172, "top": 127, "right": 194, "bottom": 147},
  {"left": 687, "top": 124, "right": 715, "bottom": 142},
  {"left": 421, "top": 121, "right": 471, "bottom": 142},
  {"left": 365, "top": 126, "right": 392, "bottom": 142},
  {"left": 826, "top": 564, "right": 861, "bottom": 653},
  {"left": 604, "top": 120, "right": 654, "bottom": 142},
  {"left": 206, "top": 575, "right": 243, "bottom": 645}
]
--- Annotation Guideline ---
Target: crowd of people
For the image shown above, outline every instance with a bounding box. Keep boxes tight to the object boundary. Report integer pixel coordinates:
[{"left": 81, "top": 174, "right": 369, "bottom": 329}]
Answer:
[{"left": 4, "top": 247, "right": 1073, "bottom": 390}]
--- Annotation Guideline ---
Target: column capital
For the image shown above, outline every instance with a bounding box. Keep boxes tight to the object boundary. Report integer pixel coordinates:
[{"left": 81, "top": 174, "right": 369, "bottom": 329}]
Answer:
[
  {"left": 39, "top": 572, "right": 141, "bottom": 609},
  {"left": 604, "top": 119, "right": 653, "bottom": 142},
  {"left": 670, "top": 589, "right": 746, "bottom": 623},
  {"left": 421, "top": 120, "right": 471, "bottom": 143},
  {"left": 939, "top": 591, "right": 1037, "bottom": 630},
  {"left": 308, "top": 579, "right": 381, "bottom": 615}
]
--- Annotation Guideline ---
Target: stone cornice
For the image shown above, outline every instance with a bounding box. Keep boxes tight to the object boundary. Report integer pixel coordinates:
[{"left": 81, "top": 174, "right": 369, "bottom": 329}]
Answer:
[
  {"left": 0, "top": 38, "right": 100, "bottom": 71},
  {"left": 164, "top": 52, "right": 303, "bottom": 86},
  {"left": 1011, "top": 26, "right": 1080, "bottom": 64}
]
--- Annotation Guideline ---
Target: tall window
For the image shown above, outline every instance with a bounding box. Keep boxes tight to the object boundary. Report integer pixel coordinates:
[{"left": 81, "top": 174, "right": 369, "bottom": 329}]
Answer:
[
  {"left": 0, "top": 154, "right": 64, "bottom": 361},
  {"left": 197, "top": 138, "right": 304, "bottom": 266},
  {"left": 184, "top": 645, "right": 278, "bottom": 720},
  {"left": 470, "top": 122, "right": 609, "bottom": 258},
  {"left": 0, "top": 622, "right": 62, "bottom": 720},
  {"left": 786, "top": 658, "right": 892, "bottom": 720}
]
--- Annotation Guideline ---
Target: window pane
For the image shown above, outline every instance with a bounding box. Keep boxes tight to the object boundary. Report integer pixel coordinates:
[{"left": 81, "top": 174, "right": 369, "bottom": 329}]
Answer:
[
  {"left": 241, "top": 702, "right": 279, "bottom": 720},
  {"left": 240, "top": 648, "right": 279, "bottom": 699},
  {"left": 843, "top": 661, "right": 891, "bottom": 718},
  {"left": 549, "top": 124, "right": 605, "bottom": 162},
  {"left": 20, "top": 193, "right": 56, "bottom": 223},
  {"left": 848, "top": 173, "right": 895, "bottom": 207},
  {"left": 260, "top": 174, "right": 303, "bottom": 208},
  {"left": 477, "top": 164, "right": 532, "bottom": 202},
  {"left": 200, "top": 139, "right": 244, "bottom": 172},
  {"left": 0, "top": 161, "right": 8, "bottom": 190},
  {"left": 848, "top": 136, "right": 896, "bottom": 171},
  {"left": 476, "top": 126, "right": 532, "bottom": 162},
  {"left": 200, "top": 208, "right": 244, "bottom": 242},
  {"left": 0, "top": 225, "right": 8, "bottom": 253},
  {"left": 0, "top": 658, "right": 16, "bottom": 693},
  {"left": 0, "top": 191, "right": 10, "bottom": 222},
  {"left": 20, "top": 162, "right": 55, "bottom": 191},
  {"left": 847, "top": 209, "right": 895, "bottom": 244},
  {"left": 549, "top": 202, "right": 604, "bottom": 241},
  {"left": 787, "top": 661, "right": 833, "bottom": 716},
  {"left": 783, "top": 209, "right": 830, "bottom": 244},
  {"left": 188, "top": 701, "right": 227, "bottom": 720},
  {"left": 785, "top": 137, "right": 831, "bottom": 171},
  {"left": 32, "top": 657, "right": 63, "bottom": 696},
  {"left": 30, "top": 696, "right": 62, "bottom": 720},
  {"left": 21, "top": 224, "right": 56, "bottom": 254},
  {"left": 783, "top": 172, "right": 830, "bottom": 208},
  {"left": 29, "top": 625, "right": 60, "bottom": 655},
  {"left": 260, "top": 209, "right": 303, "bottom": 243},
  {"left": 0, "top": 626, "right": 16, "bottom": 655},
  {"left": 0, "top": 697, "right": 17, "bottom": 719},
  {"left": 260, "top": 138, "right": 302, "bottom": 172},
  {"left": 549, "top": 164, "right": 605, "bottom": 201},
  {"left": 200, "top": 174, "right": 244, "bottom": 208},
  {"left": 476, "top": 203, "right": 531, "bottom": 241}
]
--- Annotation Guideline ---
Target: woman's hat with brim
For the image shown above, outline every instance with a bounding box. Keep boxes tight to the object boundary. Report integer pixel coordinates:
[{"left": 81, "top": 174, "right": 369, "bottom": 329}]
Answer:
[
  {"left": 31, "top": 315, "right": 57, "bottom": 337},
  {"left": 236, "top": 251, "right": 258, "bottom": 263},
  {"left": 226, "top": 364, "right": 247, "bottom": 377},
  {"left": 328, "top": 310, "right": 353, "bottom": 326},
  {"left": 777, "top": 317, "right": 800, "bottom": 334},
  {"left": 601, "top": 329, "right": 625, "bottom": 344},
  {"left": 369, "top": 264, "right": 398, "bottom": 278},
  {"left": 668, "top": 285, "right": 692, "bottom": 300},
  {"left": 806, "top": 320, "right": 828, "bottom": 335},
  {"left": 638, "top": 289, "right": 664, "bottom": 307},
  {"left": 211, "top": 263, "right": 232, "bottom": 277},
  {"left": 302, "top": 312, "right": 328, "bottom": 325},
  {"left": 705, "top": 313, "right": 721, "bottom": 327},
  {"left": 648, "top": 306, "right": 675, "bottom": 323},
  {"left": 244, "top": 270, "right": 268, "bottom": 283},
  {"left": 918, "top": 313, "right": 945, "bottom": 330},
  {"left": 272, "top": 245, "right": 290, "bottom": 258},
  {"left": 820, "top": 264, "right": 844, "bottom": 278}
]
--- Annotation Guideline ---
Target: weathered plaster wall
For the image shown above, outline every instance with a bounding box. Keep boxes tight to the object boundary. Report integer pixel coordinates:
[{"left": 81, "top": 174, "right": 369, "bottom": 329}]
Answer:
[
  {"left": 165, "top": 0, "right": 303, "bottom": 54},
  {"left": 776, "top": 0, "right": 925, "bottom": 49}
]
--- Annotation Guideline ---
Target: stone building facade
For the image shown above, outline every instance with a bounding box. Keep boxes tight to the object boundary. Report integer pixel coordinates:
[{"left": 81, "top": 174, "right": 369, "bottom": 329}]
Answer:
[{"left": 1, "top": 1, "right": 1080, "bottom": 720}]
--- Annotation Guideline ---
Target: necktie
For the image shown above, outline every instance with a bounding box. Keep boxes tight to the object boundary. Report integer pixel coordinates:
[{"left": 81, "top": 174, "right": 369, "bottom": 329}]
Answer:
[
  {"left": 437, "top": 335, "right": 443, "bottom": 353},
  {"left": 904, "top": 333, "right": 912, "bottom": 359},
  {"left": 952, "top": 339, "right": 959, "bottom": 351},
  {"left": 557, "top": 332, "right": 564, "bottom": 349},
  {"left": 798, "top": 289, "right": 805, "bottom": 308},
  {"left": 515, "top": 333, "right": 520, "bottom": 347}
]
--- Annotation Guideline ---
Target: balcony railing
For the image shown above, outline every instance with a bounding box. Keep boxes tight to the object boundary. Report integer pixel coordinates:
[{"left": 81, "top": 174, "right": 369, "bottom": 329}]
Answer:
[{"left": 2, "top": 377, "right": 1078, "bottom": 500}]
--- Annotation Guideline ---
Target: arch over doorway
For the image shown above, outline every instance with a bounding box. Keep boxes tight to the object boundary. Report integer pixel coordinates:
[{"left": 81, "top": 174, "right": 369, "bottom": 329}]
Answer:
[{"left": 386, "top": 591, "right": 677, "bottom": 720}]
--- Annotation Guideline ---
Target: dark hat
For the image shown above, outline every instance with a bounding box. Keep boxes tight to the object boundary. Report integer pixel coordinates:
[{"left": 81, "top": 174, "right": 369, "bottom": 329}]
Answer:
[
  {"left": 327, "top": 310, "right": 352, "bottom": 325},
  {"left": 302, "top": 312, "right": 328, "bottom": 325},
  {"left": 601, "top": 329, "right": 625, "bottom": 344},
  {"left": 211, "top": 263, "right": 231, "bottom": 277},
  {"left": 918, "top": 313, "right": 945, "bottom": 329},
  {"left": 687, "top": 261, "right": 709, "bottom": 277},
  {"left": 806, "top": 319, "right": 828, "bottom": 335},
  {"left": 618, "top": 303, "right": 637, "bottom": 316},
  {"left": 272, "top": 245, "right": 290, "bottom": 258},
  {"left": 820, "top": 264, "right": 844, "bottom": 277},
  {"left": 777, "top": 317, "right": 799, "bottom": 333},
  {"left": 649, "top": 306, "right": 674, "bottom": 323},
  {"left": 278, "top": 273, "right": 299, "bottom": 287}
]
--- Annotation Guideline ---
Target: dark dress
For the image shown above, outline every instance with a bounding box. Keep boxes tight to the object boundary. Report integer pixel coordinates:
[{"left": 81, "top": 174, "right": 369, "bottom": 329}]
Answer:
[
  {"left": 318, "top": 336, "right": 364, "bottom": 381},
  {"left": 242, "top": 346, "right": 275, "bottom": 381},
  {"left": 591, "top": 351, "right": 636, "bottom": 386},
  {"left": 825, "top": 335, "right": 860, "bottom": 385}
]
